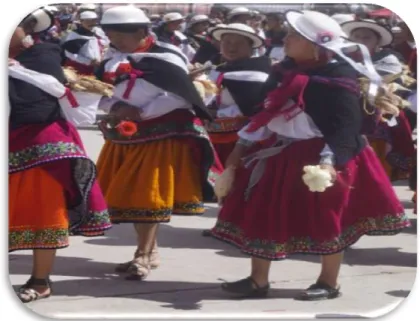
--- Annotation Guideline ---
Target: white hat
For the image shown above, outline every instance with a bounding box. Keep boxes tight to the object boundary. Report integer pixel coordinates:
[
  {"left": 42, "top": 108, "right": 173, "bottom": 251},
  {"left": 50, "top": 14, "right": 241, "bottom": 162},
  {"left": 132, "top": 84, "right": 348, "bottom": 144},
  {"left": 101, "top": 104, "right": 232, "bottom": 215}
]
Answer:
[
  {"left": 163, "top": 12, "right": 184, "bottom": 23},
  {"left": 101, "top": 5, "right": 150, "bottom": 25},
  {"left": 285, "top": 10, "right": 382, "bottom": 85},
  {"left": 211, "top": 23, "right": 264, "bottom": 48},
  {"left": 188, "top": 14, "right": 209, "bottom": 27},
  {"left": 286, "top": 10, "right": 347, "bottom": 46},
  {"left": 79, "top": 4, "right": 97, "bottom": 11},
  {"left": 30, "top": 8, "right": 55, "bottom": 33},
  {"left": 341, "top": 19, "right": 394, "bottom": 47},
  {"left": 228, "top": 7, "right": 252, "bottom": 19},
  {"left": 208, "top": 23, "right": 227, "bottom": 34},
  {"left": 80, "top": 11, "right": 98, "bottom": 20},
  {"left": 331, "top": 13, "right": 355, "bottom": 25},
  {"left": 44, "top": 5, "right": 59, "bottom": 13}
]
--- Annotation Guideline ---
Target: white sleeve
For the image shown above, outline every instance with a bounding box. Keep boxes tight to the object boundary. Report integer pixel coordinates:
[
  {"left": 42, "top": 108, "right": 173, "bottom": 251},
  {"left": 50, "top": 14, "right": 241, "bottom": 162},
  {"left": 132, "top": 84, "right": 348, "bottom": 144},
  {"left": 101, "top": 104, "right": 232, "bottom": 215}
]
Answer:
[
  {"left": 81, "top": 39, "right": 101, "bottom": 61},
  {"left": 238, "top": 123, "right": 272, "bottom": 142},
  {"left": 113, "top": 78, "right": 191, "bottom": 120},
  {"left": 183, "top": 44, "right": 196, "bottom": 62},
  {"left": 65, "top": 50, "right": 92, "bottom": 65},
  {"left": 141, "top": 93, "right": 191, "bottom": 119},
  {"left": 98, "top": 96, "right": 119, "bottom": 113}
]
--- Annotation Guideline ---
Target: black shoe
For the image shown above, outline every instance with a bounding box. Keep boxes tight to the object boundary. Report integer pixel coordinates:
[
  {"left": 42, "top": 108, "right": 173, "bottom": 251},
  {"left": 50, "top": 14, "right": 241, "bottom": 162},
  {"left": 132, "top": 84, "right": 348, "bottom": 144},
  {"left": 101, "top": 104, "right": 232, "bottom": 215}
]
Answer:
[
  {"left": 221, "top": 277, "right": 269, "bottom": 298},
  {"left": 295, "top": 281, "right": 341, "bottom": 301}
]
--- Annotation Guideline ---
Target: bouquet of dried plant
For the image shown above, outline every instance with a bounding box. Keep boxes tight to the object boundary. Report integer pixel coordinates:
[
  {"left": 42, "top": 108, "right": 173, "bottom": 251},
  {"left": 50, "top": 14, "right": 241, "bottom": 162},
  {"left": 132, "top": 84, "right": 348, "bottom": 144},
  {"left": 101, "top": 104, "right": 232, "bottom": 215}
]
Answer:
[{"left": 63, "top": 67, "right": 114, "bottom": 97}]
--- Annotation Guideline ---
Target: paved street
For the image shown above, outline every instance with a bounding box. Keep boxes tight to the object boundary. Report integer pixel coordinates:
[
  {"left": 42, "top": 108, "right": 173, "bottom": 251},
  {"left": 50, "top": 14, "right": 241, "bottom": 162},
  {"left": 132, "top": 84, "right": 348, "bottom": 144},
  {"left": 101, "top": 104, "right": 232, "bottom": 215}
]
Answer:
[{"left": 9, "top": 128, "right": 417, "bottom": 318}]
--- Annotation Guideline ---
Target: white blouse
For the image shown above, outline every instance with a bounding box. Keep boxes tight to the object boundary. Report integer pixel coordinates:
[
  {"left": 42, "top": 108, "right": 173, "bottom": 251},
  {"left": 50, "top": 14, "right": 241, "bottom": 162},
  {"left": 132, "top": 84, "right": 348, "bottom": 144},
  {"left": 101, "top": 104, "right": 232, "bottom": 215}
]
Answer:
[
  {"left": 98, "top": 52, "right": 192, "bottom": 120},
  {"left": 208, "top": 69, "right": 270, "bottom": 118}
]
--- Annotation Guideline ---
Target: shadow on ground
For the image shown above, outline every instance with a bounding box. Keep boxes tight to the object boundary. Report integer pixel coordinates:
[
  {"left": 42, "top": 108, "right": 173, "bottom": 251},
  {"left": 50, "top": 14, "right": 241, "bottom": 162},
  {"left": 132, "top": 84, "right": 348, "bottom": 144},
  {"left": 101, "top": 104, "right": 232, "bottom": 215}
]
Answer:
[
  {"left": 82, "top": 221, "right": 416, "bottom": 268},
  {"left": 84, "top": 224, "right": 247, "bottom": 258},
  {"left": 385, "top": 290, "right": 411, "bottom": 298},
  {"left": 10, "top": 276, "right": 303, "bottom": 311}
]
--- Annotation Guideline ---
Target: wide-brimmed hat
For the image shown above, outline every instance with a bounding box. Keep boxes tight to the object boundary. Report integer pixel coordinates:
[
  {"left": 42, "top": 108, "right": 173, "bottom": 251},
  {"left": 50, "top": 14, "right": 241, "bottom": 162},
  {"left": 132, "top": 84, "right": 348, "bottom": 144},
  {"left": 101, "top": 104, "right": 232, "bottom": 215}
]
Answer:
[
  {"left": 163, "top": 12, "right": 184, "bottom": 23},
  {"left": 101, "top": 5, "right": 150, "bottom": 25},
  {"left": 29, "top": 8, "right": 55, "bottom": 33},
  {"left": 331, "top": 13, "right": 355, "bottom": 25},
  {"left": 210, "top": 23, "right": 264, "bottom": 48},
  {"left": 286, "top": 10, "right": 347, "bottom": 47},
  {"left": 227, "top": 7, "right": 252, "bottom": 19},
  {"left": 285, "top": 10, "right": 382, "bottom": 86},
  {"left": 80, "top": 11, "right": 98, "bottom": 21},
  {"left": 44, "top": 5, "right": 59, "bottom": 14},
  {"left": 188, "top": 14, "right": 209, "bottom": 27},
  {"left": 78, "top": 3, "right": 97, "bottom": 11},
  {"left": 341, "top": 19, "right": 393, "bottom": 47}
]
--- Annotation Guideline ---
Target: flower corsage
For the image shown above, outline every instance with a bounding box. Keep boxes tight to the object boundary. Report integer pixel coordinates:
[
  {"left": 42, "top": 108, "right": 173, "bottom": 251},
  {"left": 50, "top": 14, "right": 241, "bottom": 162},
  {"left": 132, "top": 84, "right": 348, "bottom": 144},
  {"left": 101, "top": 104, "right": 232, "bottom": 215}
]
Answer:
[{"left": 302, "top": 165, "right": 333, "bottom": 192}]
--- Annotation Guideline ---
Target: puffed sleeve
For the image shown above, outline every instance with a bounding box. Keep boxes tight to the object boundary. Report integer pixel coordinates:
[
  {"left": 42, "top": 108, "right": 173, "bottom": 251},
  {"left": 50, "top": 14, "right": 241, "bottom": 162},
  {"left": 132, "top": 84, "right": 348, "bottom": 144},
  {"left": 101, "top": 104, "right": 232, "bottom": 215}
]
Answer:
[{"left": 308, "top": 84, "right": 366, "bottom": 166}]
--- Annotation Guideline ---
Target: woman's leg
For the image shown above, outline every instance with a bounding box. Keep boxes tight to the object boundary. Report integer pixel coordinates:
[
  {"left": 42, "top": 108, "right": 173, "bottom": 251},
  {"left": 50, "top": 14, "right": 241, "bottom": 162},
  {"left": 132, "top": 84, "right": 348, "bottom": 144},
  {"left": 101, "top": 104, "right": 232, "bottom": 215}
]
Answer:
[
  {"left": 318, "top": 252, "right": 343, "bottom": 288},
  {"left": 296, "top": 252, "right": 343, "bottom": 301},
  {"left": 251, "top": 257, "right": 271, "bottom": 287},
  {"left": 19, "top": 249, "right": 56, "bottom": 301},
  {"left": 125, "top": 223, "right": 159, "bottom": 280}
]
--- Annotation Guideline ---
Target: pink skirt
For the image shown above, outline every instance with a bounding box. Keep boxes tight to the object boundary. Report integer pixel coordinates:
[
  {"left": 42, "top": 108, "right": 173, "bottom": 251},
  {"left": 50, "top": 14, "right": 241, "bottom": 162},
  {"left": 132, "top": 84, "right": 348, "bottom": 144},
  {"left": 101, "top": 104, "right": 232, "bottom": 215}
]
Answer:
[{"left": 211, "top": 137, "right": 410, "bottom": 260}]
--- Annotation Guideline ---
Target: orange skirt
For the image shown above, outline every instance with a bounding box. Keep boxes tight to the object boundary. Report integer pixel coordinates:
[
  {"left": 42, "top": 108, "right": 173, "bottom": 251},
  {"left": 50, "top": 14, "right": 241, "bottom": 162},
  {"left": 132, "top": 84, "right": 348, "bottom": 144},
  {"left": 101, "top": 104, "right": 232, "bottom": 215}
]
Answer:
[
  {"left": 369, "top": 138, "right": 411, "bottom": 181},
  {"left": 9, "top": 167, "right": 69, "bottom": 252},
  {"left": 97, "top": 137, "right": 204, "bottom": 223}
]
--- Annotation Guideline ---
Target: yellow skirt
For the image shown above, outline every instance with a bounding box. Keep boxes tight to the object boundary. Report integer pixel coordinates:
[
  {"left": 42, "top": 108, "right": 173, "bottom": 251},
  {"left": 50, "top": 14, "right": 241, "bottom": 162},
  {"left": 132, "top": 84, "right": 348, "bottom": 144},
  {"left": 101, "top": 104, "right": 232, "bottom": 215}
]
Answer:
[
  {"left": 97, "top": 138, "right": 204, "bottom": 223},
  {"left": 9, "top": 167, "right": 69, "bottom": 252}
]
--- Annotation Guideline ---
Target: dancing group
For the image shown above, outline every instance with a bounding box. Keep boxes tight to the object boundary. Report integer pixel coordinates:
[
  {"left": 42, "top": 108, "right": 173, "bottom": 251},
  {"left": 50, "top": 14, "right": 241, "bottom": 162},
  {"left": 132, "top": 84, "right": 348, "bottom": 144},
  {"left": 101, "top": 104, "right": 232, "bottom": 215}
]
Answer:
[{"left": 9, "top": 5, "right": 414, "bottom": 303}]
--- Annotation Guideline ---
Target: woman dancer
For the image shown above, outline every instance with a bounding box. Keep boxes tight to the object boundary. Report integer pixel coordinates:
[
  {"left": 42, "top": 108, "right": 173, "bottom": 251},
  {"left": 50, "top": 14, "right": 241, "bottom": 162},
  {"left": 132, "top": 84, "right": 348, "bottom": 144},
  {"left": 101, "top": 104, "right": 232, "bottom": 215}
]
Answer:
[
  {"left": 210, "top": 10, "right": 410, "bottom": 300},
  {"left": 95, "top": 6, "right": 221, "bottom": 280},
  {"left": 341, "top": 19, "right": 416, "bottom": 181},
  {"left": 9, "top": 8, "right": 111, "bottom": 303}
]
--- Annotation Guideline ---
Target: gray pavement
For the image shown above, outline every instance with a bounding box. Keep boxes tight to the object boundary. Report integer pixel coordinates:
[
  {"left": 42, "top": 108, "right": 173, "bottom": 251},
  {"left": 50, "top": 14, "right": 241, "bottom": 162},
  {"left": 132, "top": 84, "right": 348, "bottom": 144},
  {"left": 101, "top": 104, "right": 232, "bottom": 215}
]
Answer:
[{"left": 9, "top": 129, "right": 417, "bottom": 318}]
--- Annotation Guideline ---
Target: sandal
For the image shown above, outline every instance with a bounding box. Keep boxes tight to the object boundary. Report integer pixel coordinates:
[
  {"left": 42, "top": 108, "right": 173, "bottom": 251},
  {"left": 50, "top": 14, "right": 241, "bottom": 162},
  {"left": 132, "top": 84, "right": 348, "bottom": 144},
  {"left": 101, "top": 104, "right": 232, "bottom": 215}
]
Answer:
[
  {"left": 115, "top": 248, "right": 160, "bottom": 273},
  {"left": 18, "top": 277, "right": 53, "bottom": 303},
  {"left": 221, "top": 277, "right": 269, "bottom": 298},
  {"left": 295, "top": 281, "right": 341, "bottom": 301},
  {"left": 125, "top": 254, "right": 151, "bottom": 281},
  {"left": 149, "top": 250, "right": 160, "bottom": 270}
]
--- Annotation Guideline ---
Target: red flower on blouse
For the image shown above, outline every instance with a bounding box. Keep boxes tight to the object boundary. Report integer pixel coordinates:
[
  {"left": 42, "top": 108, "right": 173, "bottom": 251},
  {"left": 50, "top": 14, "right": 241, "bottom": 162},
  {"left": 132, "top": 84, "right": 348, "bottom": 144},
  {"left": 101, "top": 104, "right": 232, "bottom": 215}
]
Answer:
[{"left": 115, "top": 63, "right": 132, "bottom": 77}]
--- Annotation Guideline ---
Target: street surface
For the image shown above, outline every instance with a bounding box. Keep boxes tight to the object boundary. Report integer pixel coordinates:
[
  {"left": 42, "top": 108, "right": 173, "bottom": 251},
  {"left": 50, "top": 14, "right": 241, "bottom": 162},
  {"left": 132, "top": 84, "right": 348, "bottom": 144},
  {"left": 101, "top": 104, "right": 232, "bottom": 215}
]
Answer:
[{"left": 9, "top": 128, "right": 417, "bottom": 318}]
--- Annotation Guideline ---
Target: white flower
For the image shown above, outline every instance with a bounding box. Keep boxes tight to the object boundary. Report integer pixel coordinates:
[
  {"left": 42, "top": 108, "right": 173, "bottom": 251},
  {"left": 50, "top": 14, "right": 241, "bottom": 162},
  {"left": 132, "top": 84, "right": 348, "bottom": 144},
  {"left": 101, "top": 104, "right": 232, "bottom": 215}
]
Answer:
[
  {"left": 302, "top": 165, "right": 333, "bottom": 192},
  {"left": 21, "top": 35, "right": 34, "bottom": 48},
  {"left": 214, "top": 167, "right": 236, "bottom": 203}
]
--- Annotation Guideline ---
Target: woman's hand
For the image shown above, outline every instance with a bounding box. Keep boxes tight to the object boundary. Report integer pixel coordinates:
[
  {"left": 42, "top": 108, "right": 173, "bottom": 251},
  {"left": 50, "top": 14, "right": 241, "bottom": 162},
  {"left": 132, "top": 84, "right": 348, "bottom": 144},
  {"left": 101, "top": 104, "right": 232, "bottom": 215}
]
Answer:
[
  {"left": 109, "top": 101, "right": 142, "bottom": 121},
  {"left": 320, "top": 164, "right": 337, "bottom": 182},
  {"left": 8, "top": 58, "right": 19, "bottom": 66},
  {"left": 91, "top": 59, "right": 101, "bottom": 67},
  {"left": 225, "top": 143, "right": 248, "bottom": 169}
]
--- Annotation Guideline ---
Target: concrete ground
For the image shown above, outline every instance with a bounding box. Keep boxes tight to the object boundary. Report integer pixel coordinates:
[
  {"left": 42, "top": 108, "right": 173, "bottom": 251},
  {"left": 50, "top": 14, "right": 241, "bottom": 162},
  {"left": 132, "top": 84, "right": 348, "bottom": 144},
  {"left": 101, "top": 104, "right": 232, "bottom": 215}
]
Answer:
[{"left": 9, "top": 128, "right": 417, "bottom": 319}]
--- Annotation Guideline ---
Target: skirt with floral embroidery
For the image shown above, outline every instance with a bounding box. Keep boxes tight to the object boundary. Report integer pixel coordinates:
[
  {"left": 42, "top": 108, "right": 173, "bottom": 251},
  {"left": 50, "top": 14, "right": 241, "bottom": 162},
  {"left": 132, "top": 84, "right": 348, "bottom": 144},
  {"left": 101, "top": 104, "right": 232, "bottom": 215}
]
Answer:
[
  {"left": 96, "top": 109, "right": 222, "bottom": 223},
  {"left": 210, "top": 136, "right": 410, "bottom": 260},
  {"left": 9, "top": 120, "right": 112, "bottom": 252}
]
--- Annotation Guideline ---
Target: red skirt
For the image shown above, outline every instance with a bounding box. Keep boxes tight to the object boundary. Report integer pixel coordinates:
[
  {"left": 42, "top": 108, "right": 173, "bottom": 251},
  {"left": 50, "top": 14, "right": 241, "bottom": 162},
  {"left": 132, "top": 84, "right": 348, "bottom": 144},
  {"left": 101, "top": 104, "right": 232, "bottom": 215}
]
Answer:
[{"left": 211, "top": 137, "right": 410, "bottom": 260}]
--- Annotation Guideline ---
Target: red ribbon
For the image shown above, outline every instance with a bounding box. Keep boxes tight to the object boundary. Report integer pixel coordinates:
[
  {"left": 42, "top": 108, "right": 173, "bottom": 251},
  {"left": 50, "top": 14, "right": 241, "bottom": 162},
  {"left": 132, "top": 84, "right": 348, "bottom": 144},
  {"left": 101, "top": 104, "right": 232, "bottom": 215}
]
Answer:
[
  {"left": 60, "top": 88, "right": 79, "bottom": 108},
  {"left": 215, "top": 72, "right": 224, "bottom": 107},
  {"left": 246, "top": 73, "right": 310, "bottom": 133},
  {"left": 122, "top": 69, "right": 144, "bottom": 99}
]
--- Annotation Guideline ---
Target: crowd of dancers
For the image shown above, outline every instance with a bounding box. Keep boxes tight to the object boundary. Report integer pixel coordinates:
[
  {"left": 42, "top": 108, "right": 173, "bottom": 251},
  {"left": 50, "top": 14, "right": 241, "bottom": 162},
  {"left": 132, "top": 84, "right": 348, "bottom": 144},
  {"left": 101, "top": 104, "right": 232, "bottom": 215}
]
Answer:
[{"left": 9, "top": 3, "right": 416, "bottom": 303}]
